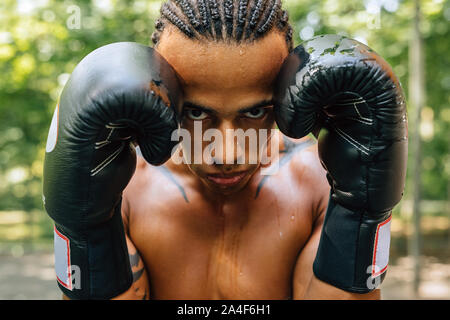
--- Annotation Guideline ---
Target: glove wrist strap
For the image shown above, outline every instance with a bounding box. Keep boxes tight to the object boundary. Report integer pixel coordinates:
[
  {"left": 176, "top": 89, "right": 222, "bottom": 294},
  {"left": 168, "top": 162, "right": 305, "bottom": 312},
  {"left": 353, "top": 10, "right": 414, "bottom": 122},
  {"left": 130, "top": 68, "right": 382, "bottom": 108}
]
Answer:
[
  {"left": 313, "top": 194, "right": 392, "bottom": 293},
  {"left": 54, "top": 203, "right": 132, "bottom": 299}
]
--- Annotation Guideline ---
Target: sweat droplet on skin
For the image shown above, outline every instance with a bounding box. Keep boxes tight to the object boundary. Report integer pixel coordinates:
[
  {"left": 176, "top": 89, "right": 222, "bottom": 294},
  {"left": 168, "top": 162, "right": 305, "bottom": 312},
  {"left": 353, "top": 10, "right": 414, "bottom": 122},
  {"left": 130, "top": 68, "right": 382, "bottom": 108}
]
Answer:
[
  {"left": 279, "top": 231, "right": 283, "bottom": 238},
  {"left": 291, "top": 215, "right": 295, "bottom": 221}
]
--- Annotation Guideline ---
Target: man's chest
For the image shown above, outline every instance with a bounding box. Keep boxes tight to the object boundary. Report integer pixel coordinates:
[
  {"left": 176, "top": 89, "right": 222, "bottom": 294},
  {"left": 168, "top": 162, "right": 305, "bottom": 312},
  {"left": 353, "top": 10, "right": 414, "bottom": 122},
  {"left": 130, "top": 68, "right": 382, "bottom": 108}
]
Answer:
[{"left": 127, "top": 187, "right": 314, "bottom": 299}]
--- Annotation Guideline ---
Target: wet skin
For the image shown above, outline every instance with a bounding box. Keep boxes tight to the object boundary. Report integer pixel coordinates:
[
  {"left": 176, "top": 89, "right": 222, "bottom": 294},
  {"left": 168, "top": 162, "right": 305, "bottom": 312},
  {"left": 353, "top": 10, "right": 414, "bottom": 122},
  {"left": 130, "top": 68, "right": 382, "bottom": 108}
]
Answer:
[{"left": 113, "top": 26, "right": 380, "bottom": 300}]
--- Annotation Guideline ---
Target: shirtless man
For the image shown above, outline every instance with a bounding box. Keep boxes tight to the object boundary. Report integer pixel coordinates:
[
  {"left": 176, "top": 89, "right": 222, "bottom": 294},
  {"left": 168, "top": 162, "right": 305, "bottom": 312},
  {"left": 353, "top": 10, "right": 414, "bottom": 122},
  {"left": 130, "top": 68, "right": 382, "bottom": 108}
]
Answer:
[{"left": 43, "top": 0, "right": 407, "bottom": 300}]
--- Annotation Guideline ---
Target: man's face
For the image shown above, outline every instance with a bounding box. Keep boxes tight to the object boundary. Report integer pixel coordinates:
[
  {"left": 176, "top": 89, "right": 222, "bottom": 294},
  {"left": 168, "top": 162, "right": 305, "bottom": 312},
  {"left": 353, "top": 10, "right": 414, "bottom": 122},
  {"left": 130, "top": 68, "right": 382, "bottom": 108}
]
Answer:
[{"left": 156, "top": 26, "right": 289, "bottom": 195}]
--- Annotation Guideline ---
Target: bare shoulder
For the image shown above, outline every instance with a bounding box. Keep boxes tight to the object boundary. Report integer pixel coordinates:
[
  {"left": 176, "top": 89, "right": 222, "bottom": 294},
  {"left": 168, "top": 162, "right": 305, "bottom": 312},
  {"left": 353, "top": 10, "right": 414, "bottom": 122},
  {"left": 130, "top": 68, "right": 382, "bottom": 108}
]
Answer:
[
  {"left": 284, "top": 136, "right": 330, "bottom": 221},
  {"left": 117, "top": 155, "right": 151, "bottom": 300},
  {"left": 122, "top": 155, "right": 153, "bottom": 229},
  {"left": 122, "top": 153, "right": 194, "bottom": 231},
  {"left": 286, "top": 137, "right": 326, "bottom": 185},
  {"left": 127, "top": 155, "right": 152, "bottom": 192}
]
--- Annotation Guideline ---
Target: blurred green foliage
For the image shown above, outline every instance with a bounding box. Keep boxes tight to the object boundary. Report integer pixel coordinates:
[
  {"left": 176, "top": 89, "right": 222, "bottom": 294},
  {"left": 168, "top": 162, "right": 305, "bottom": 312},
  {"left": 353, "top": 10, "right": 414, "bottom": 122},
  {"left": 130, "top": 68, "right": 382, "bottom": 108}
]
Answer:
[{"left": 0, "top": 0, "right": 448, "bottom": 217}]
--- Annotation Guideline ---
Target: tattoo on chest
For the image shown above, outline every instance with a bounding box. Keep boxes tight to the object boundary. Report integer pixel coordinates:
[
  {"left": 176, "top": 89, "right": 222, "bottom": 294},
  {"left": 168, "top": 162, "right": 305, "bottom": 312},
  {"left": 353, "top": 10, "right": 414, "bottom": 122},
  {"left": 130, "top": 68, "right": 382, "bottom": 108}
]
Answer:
[
  {"left": 254, "top": 137, "right": 316, "bottom": 199},
  {"left": 156, "top": 165, "right": 190, "bottom": 203}
]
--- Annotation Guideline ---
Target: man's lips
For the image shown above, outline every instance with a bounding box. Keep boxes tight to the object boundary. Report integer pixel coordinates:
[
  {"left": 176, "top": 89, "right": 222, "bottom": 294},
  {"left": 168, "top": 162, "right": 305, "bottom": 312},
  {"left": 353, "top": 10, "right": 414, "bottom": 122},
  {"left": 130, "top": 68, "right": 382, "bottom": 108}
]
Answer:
[{"left": 206, "top": 172, "right": 248, "bottom": 187}]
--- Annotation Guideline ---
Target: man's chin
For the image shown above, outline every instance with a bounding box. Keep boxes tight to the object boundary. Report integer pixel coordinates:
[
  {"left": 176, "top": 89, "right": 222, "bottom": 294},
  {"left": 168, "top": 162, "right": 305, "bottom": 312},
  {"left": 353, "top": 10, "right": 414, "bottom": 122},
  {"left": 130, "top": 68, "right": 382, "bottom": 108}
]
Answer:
[{"left": 209, "top": 184, "right": 245, "bottom": 196}]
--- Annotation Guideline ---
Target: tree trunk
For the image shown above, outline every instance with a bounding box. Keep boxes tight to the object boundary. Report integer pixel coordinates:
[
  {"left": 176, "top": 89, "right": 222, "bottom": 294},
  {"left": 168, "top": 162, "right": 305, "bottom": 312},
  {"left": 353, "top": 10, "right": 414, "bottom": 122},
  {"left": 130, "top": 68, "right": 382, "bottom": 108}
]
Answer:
[{"left": 408, "top": 0, "right": 426, "bottom": 298}]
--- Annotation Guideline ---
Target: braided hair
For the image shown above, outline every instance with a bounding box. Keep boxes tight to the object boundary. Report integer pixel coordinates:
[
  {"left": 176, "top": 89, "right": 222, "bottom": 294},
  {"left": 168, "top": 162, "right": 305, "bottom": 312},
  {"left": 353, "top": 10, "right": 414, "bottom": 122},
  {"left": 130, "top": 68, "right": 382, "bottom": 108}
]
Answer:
[{"left": 152, "top": 0, "right": 293, "bottom": 51}]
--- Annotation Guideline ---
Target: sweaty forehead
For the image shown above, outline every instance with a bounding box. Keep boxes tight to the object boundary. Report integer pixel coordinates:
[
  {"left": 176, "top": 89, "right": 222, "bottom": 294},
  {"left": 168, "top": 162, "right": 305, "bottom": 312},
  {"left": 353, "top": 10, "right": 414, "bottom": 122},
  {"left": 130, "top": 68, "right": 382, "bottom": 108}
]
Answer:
[{"left": 155, "top": 25, "right": 289, "bottom": 91}]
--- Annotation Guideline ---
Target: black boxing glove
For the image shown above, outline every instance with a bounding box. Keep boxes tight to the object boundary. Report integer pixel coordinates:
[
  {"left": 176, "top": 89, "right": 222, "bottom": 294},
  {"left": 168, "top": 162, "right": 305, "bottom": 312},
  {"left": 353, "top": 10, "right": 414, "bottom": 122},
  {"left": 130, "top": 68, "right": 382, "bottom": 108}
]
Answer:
[
  {"left": 274, "top": 35, "right": 408, "bottom": 293},
  {"left": 43, "top": 42, "right": 182, "bottom": 299}
]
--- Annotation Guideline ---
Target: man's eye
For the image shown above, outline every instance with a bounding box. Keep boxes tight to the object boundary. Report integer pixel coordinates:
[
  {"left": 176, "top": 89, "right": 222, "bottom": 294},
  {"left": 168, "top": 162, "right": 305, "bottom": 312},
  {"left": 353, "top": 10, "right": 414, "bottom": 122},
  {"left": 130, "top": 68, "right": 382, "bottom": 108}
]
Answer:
[
  {"left": 186, "top": 109, "right": 208, "bottom": 120},
  {"left": 243, "top": 108, "right": 267, "bottom": 119}
]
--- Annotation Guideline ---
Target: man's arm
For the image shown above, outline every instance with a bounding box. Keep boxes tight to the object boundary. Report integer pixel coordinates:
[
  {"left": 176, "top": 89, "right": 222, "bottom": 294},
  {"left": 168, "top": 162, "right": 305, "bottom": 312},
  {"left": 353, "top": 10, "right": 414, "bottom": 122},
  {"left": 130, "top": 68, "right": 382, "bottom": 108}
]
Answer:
[
  {"left": 112, "top": 235, "right": 149, "bottom": 300},
  {"left": 63, "top": 199, "right": 150, "bottom": 300},
  {"left": 113, "top": 196, "right": 149, "bottom": 300},
  {"left": 289, "top": 147, "right": 380, "bottom": 300},
  {"left": 63, "top": 234, "right": 150, "bottom": 300},
  {"left": 292, "top": 204, "right": 380, "bottom": 300}
]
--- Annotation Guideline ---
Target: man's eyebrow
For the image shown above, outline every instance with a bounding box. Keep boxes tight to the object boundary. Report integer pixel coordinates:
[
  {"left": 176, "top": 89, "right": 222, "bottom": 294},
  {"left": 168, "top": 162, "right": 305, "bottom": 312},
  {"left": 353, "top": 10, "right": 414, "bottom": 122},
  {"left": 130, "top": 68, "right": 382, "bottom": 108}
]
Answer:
[{"left": 183, "top": 99, "right": 274, "bottom": 114}]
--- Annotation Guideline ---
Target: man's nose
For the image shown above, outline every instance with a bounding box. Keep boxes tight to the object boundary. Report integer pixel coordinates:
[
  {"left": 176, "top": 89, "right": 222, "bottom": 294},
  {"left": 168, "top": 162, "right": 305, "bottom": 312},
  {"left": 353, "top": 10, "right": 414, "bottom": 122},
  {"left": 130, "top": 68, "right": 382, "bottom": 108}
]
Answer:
[{"left": 210, "top": 120, "right": 244, "bottom": 166}]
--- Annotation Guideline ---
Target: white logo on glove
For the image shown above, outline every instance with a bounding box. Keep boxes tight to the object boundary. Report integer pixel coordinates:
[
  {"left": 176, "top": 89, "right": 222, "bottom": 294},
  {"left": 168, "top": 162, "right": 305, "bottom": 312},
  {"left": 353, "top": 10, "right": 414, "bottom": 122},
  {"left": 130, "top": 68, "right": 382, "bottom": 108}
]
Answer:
[{"left": 46, "top": 104, "right": 59, "bottom": 153}]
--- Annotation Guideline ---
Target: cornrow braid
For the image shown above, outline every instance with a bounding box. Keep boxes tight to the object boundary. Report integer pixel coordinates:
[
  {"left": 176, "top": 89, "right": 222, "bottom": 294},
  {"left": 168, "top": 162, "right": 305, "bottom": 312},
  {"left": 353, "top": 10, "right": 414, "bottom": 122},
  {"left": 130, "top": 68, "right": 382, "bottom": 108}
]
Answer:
[
  {"left": 152, "top": 0, "right": 294, "bottom": 52},
  {"left": 223, "top": 0, "right": 234, "bottom": 37},
  {"left": 285, "top": 24, "right": 293, "bottom": 50},
  {"left": 235, "top": 0, "right": 249, "bottom": 41},
  {"left": 245, "top": 0, "right": 264, "bottom": 39},
  {"left": 256, "top": 0, "right": 280, "bottom": 36},
  {"left": 197, "top": 0, "right": 211, "bottom": 33},
  {"left": 209, "top": 0, "right": 223, "bottom": 39},
  {"left": 277, "top": 8, "right": 288, "bottom": 30},
  {"left": 151, "top": 17, "right": 165, "bottom": 44},
  {"left": 277, "top": 9, "right": 293, "bottom": 49},
  {"left": 175, "top": 0, "right": 202, "bottom": 31},
  {"left": 161, "top": 2, "right": 195, "bottom": 38}
]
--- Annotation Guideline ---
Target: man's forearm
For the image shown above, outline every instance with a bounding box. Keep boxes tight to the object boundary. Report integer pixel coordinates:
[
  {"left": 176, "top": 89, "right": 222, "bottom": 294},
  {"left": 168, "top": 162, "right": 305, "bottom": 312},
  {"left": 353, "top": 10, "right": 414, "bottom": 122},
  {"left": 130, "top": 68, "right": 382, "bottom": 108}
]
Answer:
[{"left": 304, "top": 275, "right": 381, "bottom": 300}]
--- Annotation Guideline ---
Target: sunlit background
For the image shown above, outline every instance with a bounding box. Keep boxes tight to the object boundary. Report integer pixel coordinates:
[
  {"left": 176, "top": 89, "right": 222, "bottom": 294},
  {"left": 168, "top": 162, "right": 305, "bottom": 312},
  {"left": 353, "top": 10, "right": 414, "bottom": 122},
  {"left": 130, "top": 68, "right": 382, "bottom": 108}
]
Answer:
[{"left": 0, "top": 0, "right": 448, "bottom": 299}]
